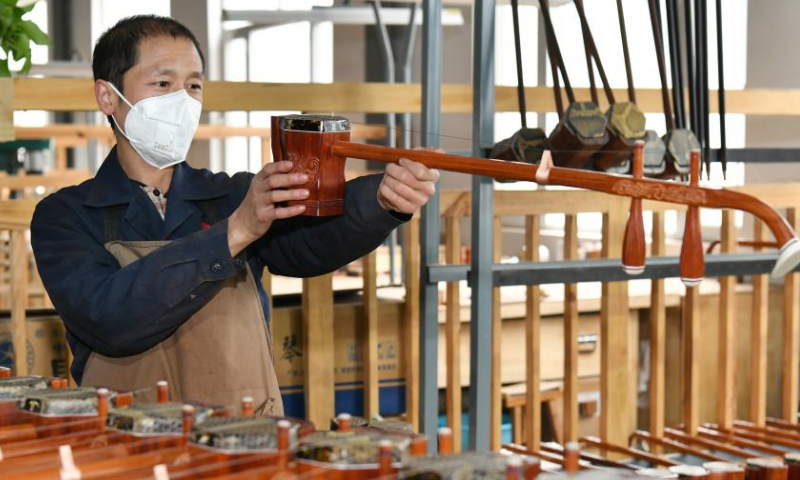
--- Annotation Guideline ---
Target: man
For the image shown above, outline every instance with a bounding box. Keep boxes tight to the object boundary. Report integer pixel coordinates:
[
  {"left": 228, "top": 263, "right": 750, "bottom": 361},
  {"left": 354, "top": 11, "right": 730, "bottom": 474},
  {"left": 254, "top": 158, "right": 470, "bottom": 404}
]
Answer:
[{"left": 30, "top": 15, "right": 438, "bottom": 416}]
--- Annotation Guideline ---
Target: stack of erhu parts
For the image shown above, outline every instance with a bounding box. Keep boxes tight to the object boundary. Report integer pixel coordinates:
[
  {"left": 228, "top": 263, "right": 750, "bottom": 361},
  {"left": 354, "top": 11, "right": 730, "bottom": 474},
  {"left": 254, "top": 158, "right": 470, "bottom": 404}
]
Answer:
[{"left": 3, "top": 367, "right": 800, "bottom": 480}]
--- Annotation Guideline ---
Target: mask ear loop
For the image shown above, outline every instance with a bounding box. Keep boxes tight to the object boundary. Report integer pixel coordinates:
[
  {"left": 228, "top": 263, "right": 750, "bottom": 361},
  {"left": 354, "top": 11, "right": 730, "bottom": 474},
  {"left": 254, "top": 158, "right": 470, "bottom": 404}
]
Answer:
[{"left": 105, "top": 82, "right": 137, "bottom": 144}]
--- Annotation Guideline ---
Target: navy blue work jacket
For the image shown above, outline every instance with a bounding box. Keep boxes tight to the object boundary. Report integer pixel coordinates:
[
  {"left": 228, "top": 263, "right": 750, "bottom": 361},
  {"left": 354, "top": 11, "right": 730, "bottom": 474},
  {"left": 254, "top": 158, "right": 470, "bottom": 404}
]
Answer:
[{"left": 31, "top": 148, "right": 407, "bottom": 384}]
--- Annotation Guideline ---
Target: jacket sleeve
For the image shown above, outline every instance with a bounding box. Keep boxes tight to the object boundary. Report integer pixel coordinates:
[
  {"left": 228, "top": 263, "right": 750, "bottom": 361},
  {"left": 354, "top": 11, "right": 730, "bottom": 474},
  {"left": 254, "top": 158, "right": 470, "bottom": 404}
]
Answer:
[
  {"left": 31, "top": 196, "right": 243, "bottom": 358},
  {"left": 252, "top": 174, "right": 409, "bottom": 277}
]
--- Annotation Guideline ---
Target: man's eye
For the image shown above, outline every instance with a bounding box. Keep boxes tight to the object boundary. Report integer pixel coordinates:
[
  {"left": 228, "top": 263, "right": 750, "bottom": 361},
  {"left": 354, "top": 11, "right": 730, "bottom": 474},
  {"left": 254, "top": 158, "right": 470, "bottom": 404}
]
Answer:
[
  {"left": 190, "top": 84, "right": 202, "bottom": 91},
  {"left": 156, "top": 81, "right": 169, "bottom": 87}
]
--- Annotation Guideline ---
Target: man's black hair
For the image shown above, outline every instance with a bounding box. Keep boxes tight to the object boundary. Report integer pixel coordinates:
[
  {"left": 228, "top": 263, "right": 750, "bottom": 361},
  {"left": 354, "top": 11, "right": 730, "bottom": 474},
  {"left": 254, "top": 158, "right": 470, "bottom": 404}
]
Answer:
[{"left": 92, "top": 15, "right": 205, "bottom": 130}]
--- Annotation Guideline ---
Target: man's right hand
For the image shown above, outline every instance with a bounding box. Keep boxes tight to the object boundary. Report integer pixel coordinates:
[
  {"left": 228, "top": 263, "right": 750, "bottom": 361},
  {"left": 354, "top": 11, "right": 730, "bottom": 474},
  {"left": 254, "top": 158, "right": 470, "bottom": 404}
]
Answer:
[{"left": 227, "top": 161, "right": 310, "bottom": 257}]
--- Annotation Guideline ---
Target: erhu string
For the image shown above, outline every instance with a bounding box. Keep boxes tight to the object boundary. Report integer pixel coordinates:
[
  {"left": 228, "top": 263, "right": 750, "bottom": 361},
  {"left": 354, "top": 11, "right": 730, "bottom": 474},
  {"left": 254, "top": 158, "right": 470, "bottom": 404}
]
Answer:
[{"left": 342, "top": 119, "right": 664, "bottom": 157}]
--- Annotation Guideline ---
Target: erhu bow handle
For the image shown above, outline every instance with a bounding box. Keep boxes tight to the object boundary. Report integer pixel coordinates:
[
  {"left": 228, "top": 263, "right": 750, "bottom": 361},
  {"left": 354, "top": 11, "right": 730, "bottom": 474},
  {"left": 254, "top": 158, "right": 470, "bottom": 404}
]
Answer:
[
  {"left": 622, "top": 141, "right": 646, "bottom": 275},
  {"left": 680, "top": 150, "right": 704, "bottom": 286}
]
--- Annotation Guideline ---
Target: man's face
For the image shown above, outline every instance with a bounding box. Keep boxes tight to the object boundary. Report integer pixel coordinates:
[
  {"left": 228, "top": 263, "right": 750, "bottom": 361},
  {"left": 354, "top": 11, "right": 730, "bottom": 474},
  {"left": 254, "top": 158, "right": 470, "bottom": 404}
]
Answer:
[{"left": 110, "top": 35, "right": 204, "bottom": 128}]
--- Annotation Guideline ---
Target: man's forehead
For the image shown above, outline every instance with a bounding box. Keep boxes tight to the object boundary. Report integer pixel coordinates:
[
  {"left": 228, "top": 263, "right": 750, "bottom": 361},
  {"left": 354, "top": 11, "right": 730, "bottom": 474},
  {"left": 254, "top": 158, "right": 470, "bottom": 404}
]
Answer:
[{"left": 134, "top": 36, "right": 203, "bottom": 74}]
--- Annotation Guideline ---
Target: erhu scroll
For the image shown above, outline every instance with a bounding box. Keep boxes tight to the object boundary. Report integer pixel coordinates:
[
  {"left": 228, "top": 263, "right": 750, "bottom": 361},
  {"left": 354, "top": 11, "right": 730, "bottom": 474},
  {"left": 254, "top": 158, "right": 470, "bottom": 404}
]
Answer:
[{"left": 271, "top": 114, "right": 800, "bottom": 279}]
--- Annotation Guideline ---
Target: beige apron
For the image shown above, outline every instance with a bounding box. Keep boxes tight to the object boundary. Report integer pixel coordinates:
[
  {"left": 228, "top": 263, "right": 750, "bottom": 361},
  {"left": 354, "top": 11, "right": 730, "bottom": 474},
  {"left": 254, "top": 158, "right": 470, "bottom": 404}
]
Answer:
[{"left": 81, "top": 240, "right": 283, "bottom": 416}]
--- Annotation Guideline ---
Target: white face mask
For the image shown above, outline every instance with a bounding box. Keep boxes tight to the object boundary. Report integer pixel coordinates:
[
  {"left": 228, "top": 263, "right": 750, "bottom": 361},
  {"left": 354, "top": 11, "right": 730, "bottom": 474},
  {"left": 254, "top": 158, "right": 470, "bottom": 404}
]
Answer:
[{"left": 107, "top": 82, "right": 202, "bottom": 170}]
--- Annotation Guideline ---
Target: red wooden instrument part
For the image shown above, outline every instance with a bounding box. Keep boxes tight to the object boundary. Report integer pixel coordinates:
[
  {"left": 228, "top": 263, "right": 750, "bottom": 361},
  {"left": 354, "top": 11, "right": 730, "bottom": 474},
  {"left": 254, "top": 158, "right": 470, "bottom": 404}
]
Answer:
[
  {"left": 157, "top": 381, "right": 169, "bottom": 404},
  {"left": 680, "top": 150, "right": 704, "bottom": 286},
  {"left": 271, "top": 115, "right": 349, "bottom": 216},
  {"left": 563, "top": 441, "right": 580, "bottom": 473},
  {"left": 336, "top": 413, "right": 352, "bottom": 432},
  {"left": 785, "top": 453, "right": 800, "bottom": 480},
  {"left": 438, "top": 427, "right": 453, "bottom": 455},
  {"left": 704, "top": 462, "right": 746, "bottom": 480},
  {"left": 97, "top": 388, "right": 109, "bottom": 432},
  {"left": 378, "top": 439, "right": 393, "bottom": 477},
  {"left": 746, "top": 459, "right": 789, "bottom": 480},
  {"left": 240, "top": 396, "right": 254, "bottom": 418},
  {"left": 506, "top": 455, "right": 524, "bottom": 480},
  {"left": 622, "top": 140, "right": 646, "bottom": 274},
  {"left": 409, "top": 435, "right": 427, "bottom": 457},
  {"left": 670, "top": 465, "right": 710, "bottom": 480},
  {"left": 0, "top": 367, "right": 11, "bottom": 379},
  {"left": 272, "top": 115, "right": 800, "bottom": 278},
  {"left": 524, "top": 457, "right": 541, "bottom": 480}
]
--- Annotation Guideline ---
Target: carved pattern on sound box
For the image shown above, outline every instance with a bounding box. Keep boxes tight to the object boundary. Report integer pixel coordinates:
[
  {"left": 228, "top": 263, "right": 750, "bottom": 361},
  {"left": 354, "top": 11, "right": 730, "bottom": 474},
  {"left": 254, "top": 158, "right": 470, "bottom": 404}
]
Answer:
[{"left": 287, "top": 152, "right": 320, "bottom": 178}]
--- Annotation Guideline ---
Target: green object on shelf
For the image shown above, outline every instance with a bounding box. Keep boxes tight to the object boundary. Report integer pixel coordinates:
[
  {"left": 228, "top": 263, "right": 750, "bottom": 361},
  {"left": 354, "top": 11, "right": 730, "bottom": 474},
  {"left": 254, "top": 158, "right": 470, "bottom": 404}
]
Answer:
[{"left": 0, "top": 139, "right": 50, "bottom": 174}]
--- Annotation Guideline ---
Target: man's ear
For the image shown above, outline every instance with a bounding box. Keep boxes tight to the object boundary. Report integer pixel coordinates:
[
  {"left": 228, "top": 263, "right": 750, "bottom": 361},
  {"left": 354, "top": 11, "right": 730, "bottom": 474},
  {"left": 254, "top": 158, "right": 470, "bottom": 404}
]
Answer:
[{"left": 95, "top": 80, "right": 116, "bottom": 116}]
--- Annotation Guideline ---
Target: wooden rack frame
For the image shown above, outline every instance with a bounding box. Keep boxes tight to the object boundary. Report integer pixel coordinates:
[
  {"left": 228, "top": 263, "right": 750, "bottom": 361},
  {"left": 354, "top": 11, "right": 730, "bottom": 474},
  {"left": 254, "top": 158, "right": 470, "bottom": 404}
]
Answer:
[{"left": 2, "top": 77, "right": 800, "bottom": 449}]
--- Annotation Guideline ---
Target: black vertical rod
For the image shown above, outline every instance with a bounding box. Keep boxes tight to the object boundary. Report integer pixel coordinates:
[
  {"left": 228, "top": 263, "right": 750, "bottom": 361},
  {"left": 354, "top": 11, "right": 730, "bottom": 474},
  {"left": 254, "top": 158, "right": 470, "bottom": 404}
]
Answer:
[
  {"left": 511, "top": 0, "right": 528, "bottom": 128},
  {"left": 696, "top": 0, "right": 710, "bottom": 177},
  {"left": 716, "top": 0, "right": 727, "bottom": 179},
  {"left": 684, "top": 0, "right": 698, "bottom": 134},
  {"left": 666, "top": 0, "right": 686, "bottom": 129},
  {"left": 580, "top": 15, "right": 599, "bottom": 105},
  {"left": 538, "top": 0, "right": 576, "bottom": 103},
  {"left": 574, "top": 0, "right": 615, "bottom": 105},
  {"left": 648, "top": 0, "right": 675, "bottom": 131},
  {"left": 699, "top": 0, "right": 711, "bottom": 178},
  {"left": 616, "top": 0, "right": 636, "bottom": 103}
]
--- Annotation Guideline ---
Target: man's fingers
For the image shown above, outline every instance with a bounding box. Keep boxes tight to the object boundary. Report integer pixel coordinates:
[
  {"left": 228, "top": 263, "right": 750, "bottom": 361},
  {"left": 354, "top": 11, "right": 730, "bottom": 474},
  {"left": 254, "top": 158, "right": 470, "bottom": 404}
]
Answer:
[
  {"left": 398, "top": 158, "right": 440, "bottom": 182},
  {"left": 272, "top": 204, "right": 307, "bottom": 219},
  {"left": 385, "top": 163, "right": 429, "bottom": 191},
  {"left": 263, "top": 188, "right": 310, "bottom": 204},
  {"left": 264, "top": 172, "right": 308, "bottom": 191},
  {"left": 378, "top": 183, "right": 416, "bottom": 214},
  {"left": 256, "top": 160, "right": 294, "bottom": 180},
  {"left": 381, "top": 176, "right": 430, "bottom": 208}
]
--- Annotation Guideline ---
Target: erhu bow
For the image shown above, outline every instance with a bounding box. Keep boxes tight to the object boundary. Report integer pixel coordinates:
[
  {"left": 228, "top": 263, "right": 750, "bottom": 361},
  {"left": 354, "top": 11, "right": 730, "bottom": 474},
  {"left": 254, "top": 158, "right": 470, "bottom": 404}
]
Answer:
[
  {"left": 537, "top": 0, "right": 608, "bottom": 169},
  {"left": 271, "top": 114, "right": 800, "bottom": 279},
  {"left": 572, "top": 0, "right": 646, "bottom": 173},
  {"left": 489, "top": 0, "right": 547, "bottom": 168},
  {"left": 650, "top": 0, "right": 699, "bottom": 179}
]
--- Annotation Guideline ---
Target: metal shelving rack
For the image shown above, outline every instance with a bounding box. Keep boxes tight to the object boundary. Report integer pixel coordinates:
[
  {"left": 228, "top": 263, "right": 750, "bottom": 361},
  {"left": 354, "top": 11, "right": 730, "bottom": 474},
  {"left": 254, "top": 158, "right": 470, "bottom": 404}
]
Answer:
[{"left": 415, "top": 0, "right": 800, "bottom": 454}]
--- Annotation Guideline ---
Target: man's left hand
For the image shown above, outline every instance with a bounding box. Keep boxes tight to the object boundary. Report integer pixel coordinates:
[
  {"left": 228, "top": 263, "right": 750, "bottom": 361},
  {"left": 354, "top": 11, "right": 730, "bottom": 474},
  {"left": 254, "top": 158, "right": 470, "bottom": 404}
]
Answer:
[{"left": 377, "top": 157, "right": 440, "bottom": 214}]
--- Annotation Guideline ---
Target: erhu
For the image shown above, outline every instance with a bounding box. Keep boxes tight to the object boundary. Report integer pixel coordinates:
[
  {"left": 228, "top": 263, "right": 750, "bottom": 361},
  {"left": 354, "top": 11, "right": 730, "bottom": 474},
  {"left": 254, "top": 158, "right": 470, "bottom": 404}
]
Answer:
[{"left": 271, "top": 114, "right": 800, "bottom": 279}]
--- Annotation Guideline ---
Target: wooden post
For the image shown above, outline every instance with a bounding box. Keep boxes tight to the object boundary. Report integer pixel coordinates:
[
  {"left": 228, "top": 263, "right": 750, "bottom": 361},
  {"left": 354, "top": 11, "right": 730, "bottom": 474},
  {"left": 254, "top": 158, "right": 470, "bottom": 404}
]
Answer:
[
  {"left": 10, "top": 230, "right": 28, "bottom": 376},
  {"left": 718, "top": 210, "right": 738, "bottom": 430},
  {"left": 0, "top": 78, "right": 13, "bottom": 142},
  {"left": 491, "top": 217, "right": 502, "bottom": 451},
  {"left": 404, "top": 218, "right": 421, "bottom": 431},
  {"left": 564, "top": 214, "right": 579, "bottom": 443},
  {"left": 363, "top": 251, "right": 380, "bottom": 419},
  {"left": 524, "top": 215, "right": 542, "bottom": 450},
  {"left": 783, "top": 208, "right": 800, "bottom": 423},
  {"left": 600, "top": 202, "right": 631, "bottom": 448},
  {"left": 751, "top": 221, "right": 768, "bottom": 426},
  {"left": 302, "top": 273, "right": 335, "bottom": 428},
  {"left": 649, "top": 211, "right": 666, "bottom": 449},
  {"left": 445, "top": 216, "right": 462, "bottom": 452},
  {"left": 683, "top": 286, "right": 701, "bottom": 435}
]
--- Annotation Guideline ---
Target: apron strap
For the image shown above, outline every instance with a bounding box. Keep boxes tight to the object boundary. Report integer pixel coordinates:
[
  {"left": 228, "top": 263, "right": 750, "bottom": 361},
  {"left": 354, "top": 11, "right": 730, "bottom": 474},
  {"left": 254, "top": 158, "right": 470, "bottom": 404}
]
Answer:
[{"left": 103, "top": 204, "right": 127, "bottom": 243}]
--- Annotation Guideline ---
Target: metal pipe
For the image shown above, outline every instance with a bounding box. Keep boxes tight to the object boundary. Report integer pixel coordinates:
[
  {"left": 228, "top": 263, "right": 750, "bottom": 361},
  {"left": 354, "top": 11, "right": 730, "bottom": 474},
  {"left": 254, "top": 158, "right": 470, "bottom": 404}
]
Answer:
[
  {"left": 419, "top": 0, "right": 442, "bottom": 454},
  {"left": 371, "top": 0, "right": 399, "bottom": 284},
  {"left": 470, "top": 0, "right": 496, "bottom": 453}
]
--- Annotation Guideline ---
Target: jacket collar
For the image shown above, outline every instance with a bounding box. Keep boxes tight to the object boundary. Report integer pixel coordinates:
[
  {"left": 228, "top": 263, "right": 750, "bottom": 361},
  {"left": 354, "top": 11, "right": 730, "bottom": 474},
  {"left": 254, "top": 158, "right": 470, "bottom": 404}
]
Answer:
[{"left": 84, "top": 147, "right": 227, "bottom": 208}]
